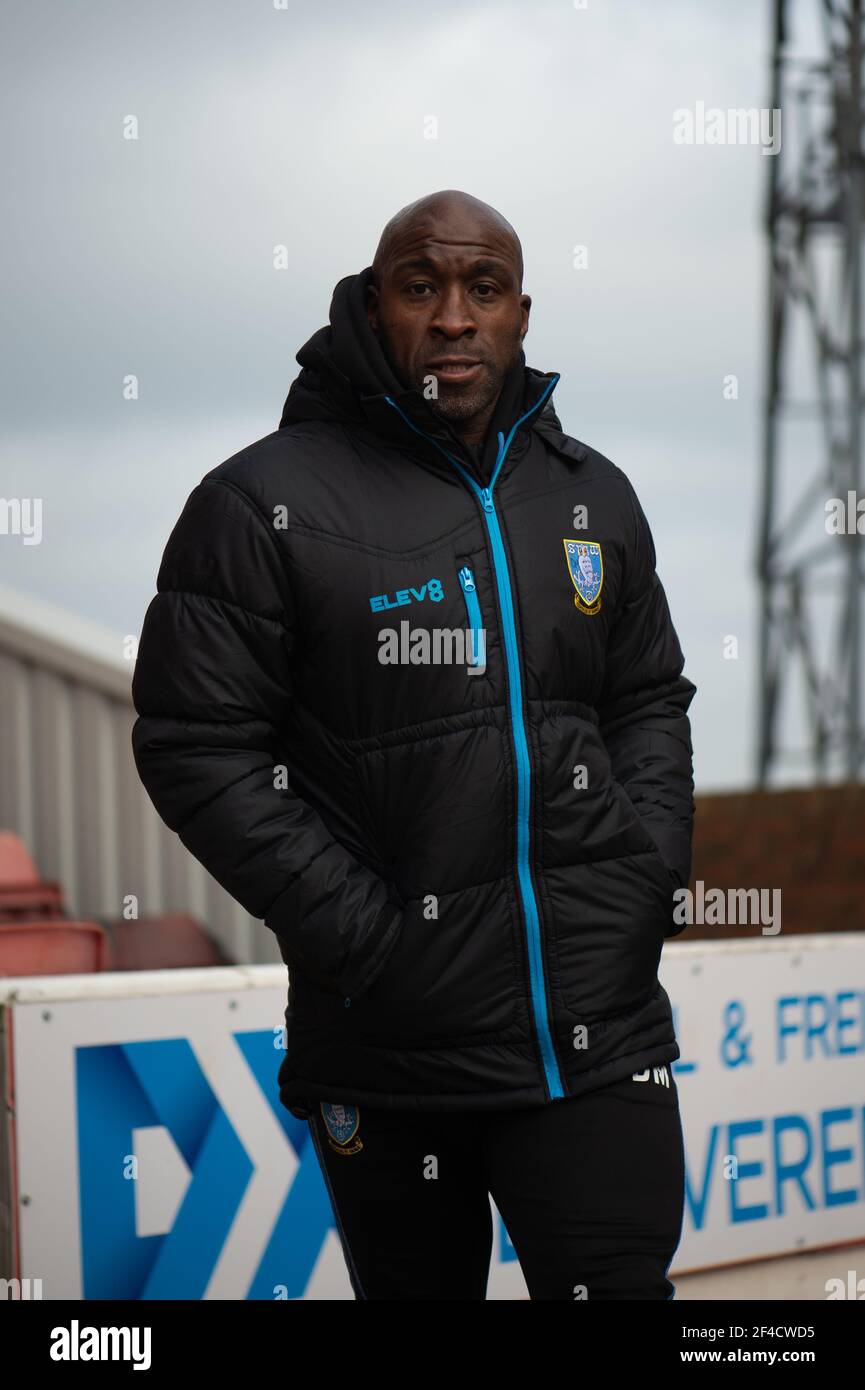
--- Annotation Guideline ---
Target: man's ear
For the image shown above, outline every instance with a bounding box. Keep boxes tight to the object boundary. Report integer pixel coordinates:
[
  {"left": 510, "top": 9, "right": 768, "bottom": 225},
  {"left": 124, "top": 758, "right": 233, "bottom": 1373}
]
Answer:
[
  {"left": 519, "top": 293, "right": 531, "bottom": 344},
  {"left": 365, "top": 281, "right": 380, "bottom": 335}
]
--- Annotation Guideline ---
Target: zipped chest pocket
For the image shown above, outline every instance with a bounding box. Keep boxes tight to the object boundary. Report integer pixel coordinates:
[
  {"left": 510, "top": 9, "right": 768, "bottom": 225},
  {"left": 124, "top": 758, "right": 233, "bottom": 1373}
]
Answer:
[{"left": 457, "top": 562, "right": 487, "bottom": 675}]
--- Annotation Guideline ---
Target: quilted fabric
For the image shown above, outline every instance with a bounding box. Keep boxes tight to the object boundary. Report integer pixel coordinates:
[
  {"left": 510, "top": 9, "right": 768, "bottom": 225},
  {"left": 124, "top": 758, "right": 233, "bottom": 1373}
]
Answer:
[{"left": 131, "top": 267, "right": 697, "bottom": 1118}]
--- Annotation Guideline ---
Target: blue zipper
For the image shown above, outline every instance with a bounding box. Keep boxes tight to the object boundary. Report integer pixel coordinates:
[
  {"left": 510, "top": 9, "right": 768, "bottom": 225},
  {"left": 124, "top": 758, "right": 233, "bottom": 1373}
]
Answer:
[
  {"left": 458, "top": 565, "right": 486, "bottom": 670},
  {"left": 384, "top": 378, "right": 564, "bottom": 1101}
]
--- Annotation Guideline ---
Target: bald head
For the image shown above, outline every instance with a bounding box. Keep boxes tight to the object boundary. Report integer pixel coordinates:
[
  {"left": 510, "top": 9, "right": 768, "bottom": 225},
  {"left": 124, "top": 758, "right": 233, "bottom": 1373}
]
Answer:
[{"left": 372, "top": 189, "right": 523, "bottom": 289}]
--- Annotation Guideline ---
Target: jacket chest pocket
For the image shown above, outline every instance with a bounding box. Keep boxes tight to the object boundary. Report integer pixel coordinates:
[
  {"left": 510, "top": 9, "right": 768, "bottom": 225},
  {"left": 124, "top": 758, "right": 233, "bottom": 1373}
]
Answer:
[
  {"left": 457, "top": 562, "right": 487, "bottom": 674},
  {"left": 456, "top": 555, "right": 491, "bottom": 680}
]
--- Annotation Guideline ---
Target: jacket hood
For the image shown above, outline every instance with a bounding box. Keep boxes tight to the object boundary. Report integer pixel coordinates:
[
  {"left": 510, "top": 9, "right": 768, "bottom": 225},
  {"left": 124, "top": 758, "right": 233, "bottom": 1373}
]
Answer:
[{"left": 279, "top": 266, "right": 579, "bottom": 475}]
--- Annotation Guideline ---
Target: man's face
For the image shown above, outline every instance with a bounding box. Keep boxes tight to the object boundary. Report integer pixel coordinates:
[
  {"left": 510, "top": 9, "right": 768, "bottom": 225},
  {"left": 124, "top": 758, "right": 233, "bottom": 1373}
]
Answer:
[{"left": 366, "top": 215, "right": 531, "bottom": 435}]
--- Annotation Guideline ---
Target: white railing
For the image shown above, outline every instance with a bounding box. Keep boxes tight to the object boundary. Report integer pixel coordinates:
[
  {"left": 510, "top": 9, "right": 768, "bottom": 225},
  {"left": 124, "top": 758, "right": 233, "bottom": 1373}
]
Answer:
[{"left": 0, "top": 583, "right": 276, "bottom": 966}]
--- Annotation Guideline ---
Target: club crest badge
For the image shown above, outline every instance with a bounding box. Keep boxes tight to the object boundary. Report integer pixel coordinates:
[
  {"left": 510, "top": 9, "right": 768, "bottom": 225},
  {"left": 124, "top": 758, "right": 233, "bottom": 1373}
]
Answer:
[
  {"left": 320, "top": 1101, "right": 363, "bottom": 1155},
  {"left": 563, "top": 538, "right": 603, "bottom": 615}
]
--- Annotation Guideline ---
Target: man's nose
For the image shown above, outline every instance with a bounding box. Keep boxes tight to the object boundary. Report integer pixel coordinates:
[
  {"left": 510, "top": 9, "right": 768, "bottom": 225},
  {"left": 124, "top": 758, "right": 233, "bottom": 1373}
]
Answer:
[{"left": 428, "top": 287, "right": 477, "bottom": 337}]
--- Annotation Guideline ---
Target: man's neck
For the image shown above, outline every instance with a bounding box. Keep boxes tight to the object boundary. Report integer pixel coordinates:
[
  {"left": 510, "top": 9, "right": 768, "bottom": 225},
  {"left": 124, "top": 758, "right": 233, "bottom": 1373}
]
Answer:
[{"left": 443, "top": 396, "right": 500, "bottom": 448}]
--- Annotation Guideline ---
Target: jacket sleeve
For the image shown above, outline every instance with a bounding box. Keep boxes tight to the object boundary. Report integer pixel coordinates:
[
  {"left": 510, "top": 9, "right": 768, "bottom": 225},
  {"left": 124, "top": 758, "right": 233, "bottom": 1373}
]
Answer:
[
  {"left": 596, "top": 477, "right": 696, "bottom": 931},
  {"left": 131, "top": 476, "right": 404, "bottom": 997}
]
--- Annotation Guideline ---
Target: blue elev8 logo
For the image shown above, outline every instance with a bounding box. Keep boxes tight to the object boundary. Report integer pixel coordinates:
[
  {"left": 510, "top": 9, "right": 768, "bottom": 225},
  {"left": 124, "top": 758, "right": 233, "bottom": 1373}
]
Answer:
[{"left": 369, "top": 579, "right": 444, "bottom": 611}]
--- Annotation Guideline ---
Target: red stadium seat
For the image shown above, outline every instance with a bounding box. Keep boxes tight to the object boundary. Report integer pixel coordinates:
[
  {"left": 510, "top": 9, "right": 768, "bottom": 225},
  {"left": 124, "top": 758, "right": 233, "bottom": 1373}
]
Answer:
[
  {"left": 0, "top": 832, "right": 39, "bottom": 883},
  {"left": 0, "top": 882, "right": 65, "bottom": 922},
  {"left": 0, "top": 919, "right": 108, "bottom": 976},
  {"left": 0, "top": 832, "right": 65, "bottom": 922}
]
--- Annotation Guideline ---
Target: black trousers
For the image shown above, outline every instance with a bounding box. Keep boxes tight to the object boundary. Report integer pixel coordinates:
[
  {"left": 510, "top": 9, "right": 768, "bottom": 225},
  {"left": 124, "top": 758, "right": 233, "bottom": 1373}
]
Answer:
[{"left": 307, "top": 1064, "right": 686, "bottom": 1300}]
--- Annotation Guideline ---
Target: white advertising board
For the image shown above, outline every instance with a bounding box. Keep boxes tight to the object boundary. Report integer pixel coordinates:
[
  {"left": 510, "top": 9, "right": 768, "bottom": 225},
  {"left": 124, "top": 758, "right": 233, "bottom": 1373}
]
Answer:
[
  {"left": 5, "top": 934, "right": 864, "bottom": 1298},
  {"left": 664, "top": 934, "right": 865, "bottom": 1272}
]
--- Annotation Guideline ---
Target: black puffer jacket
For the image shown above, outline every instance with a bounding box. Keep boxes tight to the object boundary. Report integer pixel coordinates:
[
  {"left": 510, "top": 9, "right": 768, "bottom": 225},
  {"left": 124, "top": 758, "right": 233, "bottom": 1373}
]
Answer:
[{"left": 131, "top": 266, "right": 696, "bottom": 1119}]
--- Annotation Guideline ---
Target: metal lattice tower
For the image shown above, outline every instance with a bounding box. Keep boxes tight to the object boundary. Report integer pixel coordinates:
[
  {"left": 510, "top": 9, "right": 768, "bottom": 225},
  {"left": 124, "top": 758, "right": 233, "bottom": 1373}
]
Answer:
[{"left": 757, "top": 0, "right": 864, "bottom": 783}]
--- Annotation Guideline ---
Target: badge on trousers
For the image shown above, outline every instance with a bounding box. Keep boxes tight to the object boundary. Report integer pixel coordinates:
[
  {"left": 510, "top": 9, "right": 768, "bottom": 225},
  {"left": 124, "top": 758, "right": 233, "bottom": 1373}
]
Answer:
[{"left": 320, "top": 1101, "right": 364, "bottom": 1155}]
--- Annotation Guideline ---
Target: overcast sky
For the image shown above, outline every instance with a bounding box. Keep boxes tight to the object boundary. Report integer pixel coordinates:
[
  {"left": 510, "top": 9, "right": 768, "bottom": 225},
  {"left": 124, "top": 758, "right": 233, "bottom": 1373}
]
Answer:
[{"left": 0, "top": 0, "right": 833, "bottom": 791}]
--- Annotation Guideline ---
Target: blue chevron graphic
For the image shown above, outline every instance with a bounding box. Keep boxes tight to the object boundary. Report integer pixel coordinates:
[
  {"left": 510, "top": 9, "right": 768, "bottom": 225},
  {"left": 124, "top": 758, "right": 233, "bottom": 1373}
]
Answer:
[{"left": 76, "top": 1031, "right": 333, "bottom": 1300}]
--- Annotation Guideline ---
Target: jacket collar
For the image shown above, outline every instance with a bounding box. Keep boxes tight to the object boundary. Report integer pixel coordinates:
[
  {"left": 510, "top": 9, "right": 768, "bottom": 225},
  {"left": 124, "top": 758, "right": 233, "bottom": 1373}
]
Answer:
[{"left": 361, "top": 362, "right": 562, "bottom": 475}]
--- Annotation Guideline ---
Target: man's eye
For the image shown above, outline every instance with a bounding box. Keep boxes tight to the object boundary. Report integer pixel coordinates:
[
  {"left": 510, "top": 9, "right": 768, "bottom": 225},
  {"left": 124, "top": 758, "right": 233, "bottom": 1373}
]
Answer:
[
  {"left": 474, "top": 283, "right": 498, "bottom": 297},
  {"left": 407, "top": 282, "right": 434, "bottom": 296}
]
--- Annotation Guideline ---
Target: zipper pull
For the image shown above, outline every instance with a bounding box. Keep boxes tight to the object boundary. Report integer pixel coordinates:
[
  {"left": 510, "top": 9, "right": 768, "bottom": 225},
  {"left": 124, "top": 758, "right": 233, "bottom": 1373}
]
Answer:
[
  {"left": 458, "top": 566, "right": 475, "bottom": 592},
  {"left": 480, "top": 487, "right": 494, "bottom": 512}
]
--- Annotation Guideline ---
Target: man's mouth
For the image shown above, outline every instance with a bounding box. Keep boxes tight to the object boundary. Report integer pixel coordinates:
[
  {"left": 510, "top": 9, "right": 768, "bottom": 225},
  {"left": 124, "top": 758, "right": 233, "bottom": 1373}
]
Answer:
[{"left": 426, "top": 359, "right": 483, "bottom": 385}]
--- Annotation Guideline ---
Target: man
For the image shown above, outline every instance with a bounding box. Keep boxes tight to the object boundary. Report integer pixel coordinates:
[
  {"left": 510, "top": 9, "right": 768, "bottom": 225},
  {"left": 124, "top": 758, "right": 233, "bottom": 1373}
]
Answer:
[{"left": 131, "top": 189, "right": 697, "bottom": 1301}]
